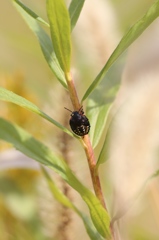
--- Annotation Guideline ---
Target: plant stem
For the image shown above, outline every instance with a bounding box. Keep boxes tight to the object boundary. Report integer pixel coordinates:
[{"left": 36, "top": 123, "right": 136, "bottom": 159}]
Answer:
[
  {"left": 82, "top": 135, "right": 107, "bottom": 209},
  {"left": 65, "top": 72, "right": 115, "bottom": 239},
  {"left": 65, "top": 72, "right": 81, "bottom": 110},
  {"left": 65, "top": 72, "right": 107, "bottom": 208}
]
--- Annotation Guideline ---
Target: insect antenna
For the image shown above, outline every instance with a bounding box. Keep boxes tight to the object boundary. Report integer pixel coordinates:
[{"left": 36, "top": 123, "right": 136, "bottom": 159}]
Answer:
[{"left": 64, "top": 107, "right": 72, "bottom": 113}]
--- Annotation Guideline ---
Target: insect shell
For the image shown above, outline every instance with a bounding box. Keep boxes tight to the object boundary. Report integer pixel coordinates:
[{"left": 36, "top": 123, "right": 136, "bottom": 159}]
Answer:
[{"left": 65, "top": 107, "right": 90, "bottom": 136}]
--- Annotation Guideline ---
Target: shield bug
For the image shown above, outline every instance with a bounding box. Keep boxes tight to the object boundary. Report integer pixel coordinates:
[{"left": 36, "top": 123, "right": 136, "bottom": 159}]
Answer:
[{"left": 65, "top": 107, "right": 90, "bottom": 136}]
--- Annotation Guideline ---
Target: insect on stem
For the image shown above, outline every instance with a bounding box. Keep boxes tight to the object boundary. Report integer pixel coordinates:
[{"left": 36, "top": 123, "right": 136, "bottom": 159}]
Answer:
[{"left": 64, "top": 107, "right": 90, "bottom": 136}]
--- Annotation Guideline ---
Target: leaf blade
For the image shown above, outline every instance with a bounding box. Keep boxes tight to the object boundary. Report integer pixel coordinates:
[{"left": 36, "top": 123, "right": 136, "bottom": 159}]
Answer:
[
  {"left": 69, "top": 0, "right": 85, "bottom": 30},
  {"left": 96, "top": 102, "right": 120, "bottom": 168},
  {"left": 87, "top": 77, "right": 119, "bottom": 148},
  {"left": 14, "top": 0, "right": 49, "bottom": 27},
  {"left": 0, "top": 118, "right": 111, "bottom": 238},
  {"left": 82, "top": 0, "right": 159, "bottom": 101},
  {"left": 13, "top": 0, "right": 67, "bottom": 88},
  {"left": 0, "top": 87, "right": 73, "bottom": 137},
  {"left": 46, "top": 0, "right": 71, "bottom": 72},
  {"left": 41, "top": 166, "right": 104, "bottom": 240}
]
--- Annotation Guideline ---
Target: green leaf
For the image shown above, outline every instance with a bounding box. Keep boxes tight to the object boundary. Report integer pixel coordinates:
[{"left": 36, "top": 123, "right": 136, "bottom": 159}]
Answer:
[
  {"left": 92, "top": 104, "right": 112, "bottom": 149},
  {"left": 14, "top": 0, "right": 49, "bottom": 27},
  {"left": 0, "top": 87, "right": 73, "bottom": 137},
  {"left": 88, "top": 100, "right": 111, "bottom": 149},
  {"left": 87, "top": 82, "right": 118, "bottom": 148},
  {"left": 13, "top": 0, "right": 67, "bottom": 89},
  {"left": 87, "top": 57, "right": 122, "bottom": 149},
  {"left": 96, "top": 121, "right": 112, "bottom": 169},
  {"left": 87, "top": 60, "right": 121, "bottom": 147},
  {"left": 46, "top": 0, "right": 71, "bottom": 72},
  {"left": 82, "top": 0, "right": 159, "bottom": 101},
  {"left": 41, "top": 166, "right": 104, "bottom": 240},
  {"left": 0, "top": 118, "right": 111, "bottom": 238},
  {"left": 69, "top": 0, "right": 85, "bottom": 30},
  {"left": 96, "top": 101, "right": 121, "bottom": 168}
]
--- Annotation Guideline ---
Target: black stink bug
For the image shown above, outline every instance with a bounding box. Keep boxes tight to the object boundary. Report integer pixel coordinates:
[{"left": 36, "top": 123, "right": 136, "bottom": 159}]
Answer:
[{"left": 64, "top": 107, "right": 90, "bottom": 136}]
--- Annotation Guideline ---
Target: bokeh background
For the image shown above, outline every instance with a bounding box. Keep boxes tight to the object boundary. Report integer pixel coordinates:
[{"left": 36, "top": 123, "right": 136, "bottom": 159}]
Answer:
[{"left": 0, "top": 0, "right": 158, "bottom": 240}]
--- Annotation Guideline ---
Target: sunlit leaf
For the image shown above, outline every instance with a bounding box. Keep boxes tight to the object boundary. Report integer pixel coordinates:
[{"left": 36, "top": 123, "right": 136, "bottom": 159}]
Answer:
[
  {"left": 0, "top": 118, "right": 111, "bottom": 238},
  {"left": 0, "top": 87, "right": 73, "bottom": 137},
  {"left": 82, "top": 0, "right": 159, "bottom": 101},
  {"left": 87, "top": 57, "right": 123, "bottom": 148},
  {"left": 14, "top": 0, "right": 49, "bottom": 27},
  {"left": 13, "top": 0, "right": 67, "bottom": 88},
  {"left": 47, "top": 0, "right": 71, "bottom": 72},
  {"left": 41, "top": 166, "right": 104, "bottom": 240},
  {"left": 96, "top": 120, "right": 112, "bottom": 169},
  {"left": 69, "top": 0, "right": 85, "bottom": 30},
  {"left": 96, "top": 103, "right": 118, "bottom": 168},
  {"left": 87, "top": 82, "right": 118, "bottom": 148}
]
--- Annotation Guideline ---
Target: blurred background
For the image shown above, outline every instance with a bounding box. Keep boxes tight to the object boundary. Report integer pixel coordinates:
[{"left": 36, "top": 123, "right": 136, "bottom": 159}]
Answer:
[{"left": 0, "top": 0, "right": 158, "bottom": 240}]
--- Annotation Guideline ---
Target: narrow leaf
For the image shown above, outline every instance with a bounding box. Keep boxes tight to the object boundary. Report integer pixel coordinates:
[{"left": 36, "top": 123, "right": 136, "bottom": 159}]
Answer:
[
  {"left": 0, "top": 118, "right": 110, "bottom": 238},
  {"left": 96, "top": 122, "right": 111, "bottom": 169},
  {"left": 0, "top": 87, "right": 73, "bottom": 137},
  {"left": 87, "top": 57, "right": 123, "bottom": 148},
  {"left": 96, "top": 101, "right": 121, "bottom": 168},
  {"left": 82, "top": 0, "right": 159, "bottom": 101},
  {"left": 13, "top": 0, "right": 67, "bottom": 88},
  {"left": 41, "top": 166, "right": 104, "bottom": 240},
  {"left": 88, "top": 101, "right": 111, "bottom": 149},
  {"left": 87, "top": 75, "right": 119, "bottom": 148},
  {"left": 14, "top": 0, "right": 49, "bottom": 27},
  {"left": 92, "top": 104, "right": 112, "bottom": 149},
  {"left": 47, "top": 0, "right": 71, "bottom": 72},
  {"left": 69, "top": 0, "right": 85, "bottom": 30}
]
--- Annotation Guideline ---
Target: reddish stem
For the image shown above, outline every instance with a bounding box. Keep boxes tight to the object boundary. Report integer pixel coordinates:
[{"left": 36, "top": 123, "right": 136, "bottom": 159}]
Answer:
[
  {"left": 65, "top": 72, "right": 115, "bottom": 239},
  {"left": 82, "top": 135, "right": 107, "bottom": 209}
]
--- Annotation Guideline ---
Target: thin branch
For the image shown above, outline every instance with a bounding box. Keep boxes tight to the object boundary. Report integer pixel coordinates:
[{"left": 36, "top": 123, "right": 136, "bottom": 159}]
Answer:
[{"left": 65, "top": 71, "right": 115, "bottom": 239}]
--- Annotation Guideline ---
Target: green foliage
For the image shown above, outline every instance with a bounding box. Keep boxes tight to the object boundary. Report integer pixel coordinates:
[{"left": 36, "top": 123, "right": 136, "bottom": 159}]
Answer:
[
  {"left": 46, "top": 0, "right": 71, "bottom": 73},
  {"left": 13, "top": 0, "right": 67, "bottom": 88},
  {"left": 0, "top": 87, "right": 73, "bottom": 137},
  {"left": 69, "top": 0, "right": 85, "bottom": 30},
  {"left": 13, "top": 0, "right": 49, "bottom": 27},
  {"left": 1, "top": 0, "right": 159, "bottom": 239},
  {"left": 0, "top": 118, "right": 110, "bottom": 238},
  {"left": 87, "top": 81, "right": 119, "bottom": 149},
  {"left": 82, "top": 0, "right": 159, "bottom": 101},
  {"left": 86, "top": 59, "right": 121, "bottom": 149},
  {"left": 41, "top": 166, "right": 104, "bottom": 240}
]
